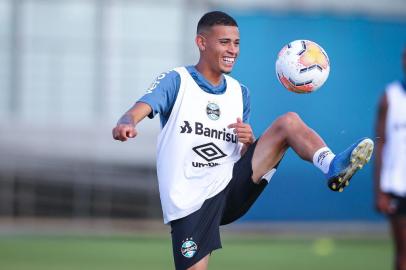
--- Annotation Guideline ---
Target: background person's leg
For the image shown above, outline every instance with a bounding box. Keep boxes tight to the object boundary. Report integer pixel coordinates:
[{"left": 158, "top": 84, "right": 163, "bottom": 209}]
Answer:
[{"left": 390, "top": 216, "right": 406, "bottom": 270}]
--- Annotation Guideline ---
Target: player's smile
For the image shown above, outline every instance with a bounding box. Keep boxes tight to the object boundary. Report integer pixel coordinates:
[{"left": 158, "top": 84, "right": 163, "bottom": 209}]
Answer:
[
  {"left": 220, "top": 54, "right": 237, "bottom": 73},
  {"left": 222, "top": 56, "right": 236, "bottom": 66}
]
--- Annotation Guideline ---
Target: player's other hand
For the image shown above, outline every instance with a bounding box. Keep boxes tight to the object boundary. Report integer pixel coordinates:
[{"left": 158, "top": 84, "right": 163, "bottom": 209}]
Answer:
[
  {"left": 228, "top": 117, "right": 255, "bottom": 145},
  {"left": 112, "top": 124, "right": 137, "bottom": 142},
  {"left": 375, "top": 192, "right": 396, "bottom": 215}
]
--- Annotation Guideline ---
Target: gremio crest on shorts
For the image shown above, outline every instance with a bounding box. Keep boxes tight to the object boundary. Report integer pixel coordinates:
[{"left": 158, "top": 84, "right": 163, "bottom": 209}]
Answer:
[
  {"left": 181, "top": 238, "right": 198, "bottom": 258},
  {"left": 206, "top": 102, "right": 220, "bottom": 120}
]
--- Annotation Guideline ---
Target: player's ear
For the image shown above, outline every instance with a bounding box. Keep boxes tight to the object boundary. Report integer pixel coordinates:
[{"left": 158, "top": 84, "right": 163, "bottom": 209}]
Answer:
[{"left": 196, "top": 34, "right": 206, "bottom": 52}]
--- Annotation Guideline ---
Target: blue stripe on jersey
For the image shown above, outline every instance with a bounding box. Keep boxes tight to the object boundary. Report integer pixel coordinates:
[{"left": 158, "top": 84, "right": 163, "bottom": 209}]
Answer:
[{"left": 137, "top": 66, "right": 250, "bottom": 128}]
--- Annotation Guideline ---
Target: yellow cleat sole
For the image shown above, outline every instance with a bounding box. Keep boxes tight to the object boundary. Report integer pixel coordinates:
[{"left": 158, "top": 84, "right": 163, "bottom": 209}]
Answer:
[{"left": 328, "top": 138, "right": 374, "bottom": 192}]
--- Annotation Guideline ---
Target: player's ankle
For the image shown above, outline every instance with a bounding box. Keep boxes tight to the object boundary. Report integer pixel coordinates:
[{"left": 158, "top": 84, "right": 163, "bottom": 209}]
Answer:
[{"left": 312, "top": 147, "right": 335, "bottom": 174}]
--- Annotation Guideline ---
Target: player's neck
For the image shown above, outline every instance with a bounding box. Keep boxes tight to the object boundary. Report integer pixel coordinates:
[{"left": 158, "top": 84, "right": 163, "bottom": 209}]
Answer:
[{"left": 194, "top": 62, "right": 223, "bottom": 86}]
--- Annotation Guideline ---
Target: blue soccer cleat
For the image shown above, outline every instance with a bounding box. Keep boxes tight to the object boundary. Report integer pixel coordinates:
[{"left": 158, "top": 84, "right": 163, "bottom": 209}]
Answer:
[{"left": 326, "top": 138, "right": 374, "bottom": 192}]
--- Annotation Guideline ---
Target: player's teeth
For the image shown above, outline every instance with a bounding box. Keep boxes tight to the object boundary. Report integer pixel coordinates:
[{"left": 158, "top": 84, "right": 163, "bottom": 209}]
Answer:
[{"left": 224, "top": 57, "right": 234, "bottom": 63}]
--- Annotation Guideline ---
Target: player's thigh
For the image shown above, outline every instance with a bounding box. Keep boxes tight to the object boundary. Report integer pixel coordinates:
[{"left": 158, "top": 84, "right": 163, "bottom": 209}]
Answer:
[
  {"left": 220, "top": 141, "right": 271, "bottom": 225},
  {"left": 187, "top": 255, "right": 210, "bottom": 270},
  {"left": 251, "top": 121, "right": 288, "bottom": 182}
]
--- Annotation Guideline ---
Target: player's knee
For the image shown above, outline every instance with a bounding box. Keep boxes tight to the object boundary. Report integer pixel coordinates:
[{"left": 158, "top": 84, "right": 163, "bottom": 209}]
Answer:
[{"left": 275, "top": 112, "right": 302, "bottom": 131}]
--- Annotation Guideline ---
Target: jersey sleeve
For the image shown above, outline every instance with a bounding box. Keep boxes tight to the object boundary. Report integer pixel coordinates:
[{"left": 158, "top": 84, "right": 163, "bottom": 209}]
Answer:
[
  {"left": 240, "top": 84, "right": 251, "bottom": 123},
  {"left": 137, "top": 70, "right": 180, "bottom": 119}
]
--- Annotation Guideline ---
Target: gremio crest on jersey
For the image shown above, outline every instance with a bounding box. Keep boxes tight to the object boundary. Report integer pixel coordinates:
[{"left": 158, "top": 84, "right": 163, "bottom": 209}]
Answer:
[{"left": 206, "top": 102, "right": 220, "bottom": 120}]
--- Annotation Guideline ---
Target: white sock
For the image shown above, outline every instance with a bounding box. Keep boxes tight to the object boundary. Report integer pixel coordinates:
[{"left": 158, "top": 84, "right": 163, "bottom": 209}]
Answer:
[{"left": 312, "top": 147, "right": 335, "bottom": 174}]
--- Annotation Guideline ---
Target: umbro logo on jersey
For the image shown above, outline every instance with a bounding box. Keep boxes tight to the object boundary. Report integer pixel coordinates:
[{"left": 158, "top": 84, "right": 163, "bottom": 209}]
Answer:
[
  {"left": 192, "top": 142, "right": 227, "bottom": 162},
  {"left": 180, "top": 121, "right": 237, "bottom": 143}
]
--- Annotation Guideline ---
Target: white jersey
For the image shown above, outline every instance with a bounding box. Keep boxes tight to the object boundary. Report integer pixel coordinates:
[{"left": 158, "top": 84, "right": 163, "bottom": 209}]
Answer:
[
  {"left": 380, "top": 81, "right": 406, "bottom": 196},
  {"left": 156, "top": 67, "right": 243, "bottom": 224}
]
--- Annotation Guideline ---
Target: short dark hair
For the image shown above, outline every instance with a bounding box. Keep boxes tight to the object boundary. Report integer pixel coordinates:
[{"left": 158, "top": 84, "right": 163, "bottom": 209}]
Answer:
[{"left": 197, "top": 11, "right": 238, "bottom": 34}]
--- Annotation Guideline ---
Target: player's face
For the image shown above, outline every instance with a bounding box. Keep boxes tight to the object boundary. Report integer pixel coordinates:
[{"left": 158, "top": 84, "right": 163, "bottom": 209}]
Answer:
[{"left": 202, "top": 25, "right": 240, "bottom": 74}]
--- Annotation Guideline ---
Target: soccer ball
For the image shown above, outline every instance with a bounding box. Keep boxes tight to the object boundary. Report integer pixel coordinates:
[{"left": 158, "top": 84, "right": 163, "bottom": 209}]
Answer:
[{"left": 275, "top": 40, "right": 330, "bottom": 94}]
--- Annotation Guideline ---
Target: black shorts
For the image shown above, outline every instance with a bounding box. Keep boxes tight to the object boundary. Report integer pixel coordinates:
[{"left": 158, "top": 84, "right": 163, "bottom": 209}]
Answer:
[
  {"left": 170, "top": 140, "right": 278, "bottom": 270},
  {"left": 388, "top": 193, "right": 406, "bottom": 216}
]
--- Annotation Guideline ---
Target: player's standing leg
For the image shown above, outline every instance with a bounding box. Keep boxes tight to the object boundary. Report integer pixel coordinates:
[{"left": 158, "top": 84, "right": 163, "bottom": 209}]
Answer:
[{"left": 186, "top": 255, "right": 209, "bottom": 270}]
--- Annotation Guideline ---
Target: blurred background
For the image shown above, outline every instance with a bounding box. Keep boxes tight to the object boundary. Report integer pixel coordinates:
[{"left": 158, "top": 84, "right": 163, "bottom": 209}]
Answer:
[{"left": 0, "top": 0, "right": 405, "bottom": 269}]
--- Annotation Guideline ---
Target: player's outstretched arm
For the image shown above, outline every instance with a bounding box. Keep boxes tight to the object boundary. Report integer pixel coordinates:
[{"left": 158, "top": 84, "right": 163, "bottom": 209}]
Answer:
[
  {"left": 112, "top": 102, "right": 152, "bottom": 142},
  {"left": 228, "top": 117, "right": 255, "bottom": 155}
]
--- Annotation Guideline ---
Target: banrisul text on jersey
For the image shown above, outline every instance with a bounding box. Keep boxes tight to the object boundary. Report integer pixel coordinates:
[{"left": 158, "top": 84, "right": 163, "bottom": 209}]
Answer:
[{"left": 180, "top": 121, "right": 238, "bottom": 143}]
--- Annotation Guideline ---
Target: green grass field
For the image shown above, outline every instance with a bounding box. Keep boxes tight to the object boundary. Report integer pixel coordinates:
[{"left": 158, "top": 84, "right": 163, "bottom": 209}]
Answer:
[{"left": 0, "top": 234, "right": 392, "bottom": 270}]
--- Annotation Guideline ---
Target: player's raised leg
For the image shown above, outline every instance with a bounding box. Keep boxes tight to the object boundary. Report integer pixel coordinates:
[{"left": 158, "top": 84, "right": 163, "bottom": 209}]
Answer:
[
  {"left": 251, "top": 112, "right": 325, "bottom": 182},
  {"left": 251, "top": 112, "right": 374, "bottom": 191}
]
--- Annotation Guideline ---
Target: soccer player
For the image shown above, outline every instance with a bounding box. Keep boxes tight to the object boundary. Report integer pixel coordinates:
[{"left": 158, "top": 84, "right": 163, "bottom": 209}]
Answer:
[
  {"left": 112, "top": 11, "right": 374, "bottom": 270},
  {"left": 375, "top": 47, "right": 406, "bottom": 270}
]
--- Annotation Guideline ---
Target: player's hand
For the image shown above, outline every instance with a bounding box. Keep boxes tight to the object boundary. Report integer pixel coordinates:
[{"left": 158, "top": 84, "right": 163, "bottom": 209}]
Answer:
[
  {"left": 112, "top": 124, "right": 137, "bottom": 142},
  {"left": 228, "top": 117, "right": 255, "bottom": 145},
  {"left": 375, "top": 192, "right": 395, "bottom": 215}
]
